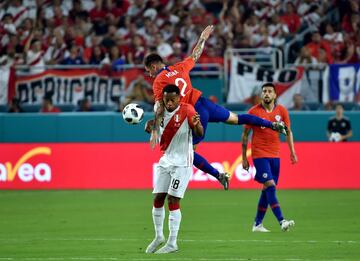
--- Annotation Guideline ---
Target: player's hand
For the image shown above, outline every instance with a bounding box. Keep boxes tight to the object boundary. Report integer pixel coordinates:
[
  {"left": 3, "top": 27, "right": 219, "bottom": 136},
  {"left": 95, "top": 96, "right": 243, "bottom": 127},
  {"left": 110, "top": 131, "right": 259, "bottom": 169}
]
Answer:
[
  {"left": 242, "top": 158, "right": 249, "bottom": 171},
  {"left": 192, "top": 113, "right": 200, "bottom": 126},
  {"left": 290, "top": 152, "right": 298, "bottom": 164},
  {"left": 200, "top": 25, "right": 214, "bottom": 41},
  {"left": 150, "top": 130, "right": 158, "bottom": 150},
  {"left": 145, "top": 119, "right": 154, "bottom": 134}
]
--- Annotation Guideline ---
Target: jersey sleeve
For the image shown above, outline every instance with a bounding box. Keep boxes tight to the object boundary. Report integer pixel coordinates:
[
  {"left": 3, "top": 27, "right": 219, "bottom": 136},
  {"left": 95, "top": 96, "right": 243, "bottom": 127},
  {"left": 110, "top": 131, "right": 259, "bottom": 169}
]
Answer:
[
  {"left": 175, "top": 57, "right": 195, "bottom": 73},
  {"left": 186, "top": 104, "right": 196, "bottom": 129},
  {"left": 152, "top": 78, "right": 164, "bottom": 102}
]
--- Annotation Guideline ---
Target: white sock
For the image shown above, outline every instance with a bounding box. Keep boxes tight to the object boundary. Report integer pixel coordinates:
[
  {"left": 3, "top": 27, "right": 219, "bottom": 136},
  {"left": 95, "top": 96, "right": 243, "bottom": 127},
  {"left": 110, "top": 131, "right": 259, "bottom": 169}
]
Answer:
[
  {"left": 152, "top": 207, "right": 165, "bottom": 239},
  {"left": 168, "top": 209, "right": 181, "bottom": 246}
]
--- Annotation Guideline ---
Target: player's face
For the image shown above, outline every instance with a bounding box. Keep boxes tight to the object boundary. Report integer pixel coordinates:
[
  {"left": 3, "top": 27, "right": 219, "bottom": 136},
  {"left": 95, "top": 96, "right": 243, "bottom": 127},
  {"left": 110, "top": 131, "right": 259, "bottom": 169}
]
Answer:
[
  {"left": 261, "top": 86, "right": 276, "bottom": 104},
  {"left": 145, "top": 64, "right": 157, "bottom": 78},
  {"left": 163, "top": 92, "right": 180, "bottom": 112}
]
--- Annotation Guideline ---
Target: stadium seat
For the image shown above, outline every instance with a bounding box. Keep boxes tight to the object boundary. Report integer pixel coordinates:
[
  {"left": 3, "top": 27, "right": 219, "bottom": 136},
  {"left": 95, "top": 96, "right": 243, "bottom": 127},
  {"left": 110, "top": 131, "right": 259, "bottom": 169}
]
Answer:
[
  {"left": 0, "top": 105, "right": 8, "bottom": 112},
  {"left": 224, "top": 103, "right": 251, "bottom": 112},
  {"left": 22, "top": 104, "right": 41, "bottom": 113},
  {"left": 57, "top": 104, "right": 75, "bottom": 112},
  {"left": 337, "top": 102, "right": 356, "bottom": 111},
  {"left": 92, "top": 104, "right": 110, "bottom": 111},
  {"left": 304, "top": 102, "right": 323, "bottom": 111}
]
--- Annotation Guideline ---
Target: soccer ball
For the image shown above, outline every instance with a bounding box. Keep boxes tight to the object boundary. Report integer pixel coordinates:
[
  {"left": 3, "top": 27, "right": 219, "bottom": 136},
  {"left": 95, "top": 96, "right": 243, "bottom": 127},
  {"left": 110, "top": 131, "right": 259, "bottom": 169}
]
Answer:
[
  {"left": 329, "top": 132, "right": 341, "bottom": 142},
  {"left": 122, "top": 103, "right": 144, "bottom": 124}
]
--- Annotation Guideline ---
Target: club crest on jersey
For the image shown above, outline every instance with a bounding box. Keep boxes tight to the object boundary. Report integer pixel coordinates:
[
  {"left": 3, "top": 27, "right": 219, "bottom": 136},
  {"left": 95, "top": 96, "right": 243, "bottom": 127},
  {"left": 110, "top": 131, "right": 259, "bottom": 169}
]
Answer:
[
  {"left": 275, "top": 115, "right": 281, "bottom": 122},
  {"left": 174, "top": 114, "right": 181, "bottom": 127},
  {"left": 262, "top": 173, "right": 268, "bottom": 178},
  {"left": 175, "top": 114, "right": 180, "bottom": 122}
]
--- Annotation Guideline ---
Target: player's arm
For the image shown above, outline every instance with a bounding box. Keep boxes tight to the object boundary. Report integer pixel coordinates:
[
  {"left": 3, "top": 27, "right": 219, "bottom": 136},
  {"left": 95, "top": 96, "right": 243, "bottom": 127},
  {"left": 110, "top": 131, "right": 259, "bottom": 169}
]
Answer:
[
  {"left": 149, "top": 100, "right": 164, "bottom": 149},
  {"left": 192, "top": 112, "right": 204, "bottom": 137},
  {"left": 283, "top": 108, "right": 297, "bottom": 164},
  {"left": 189, "top": 25, "right": 214, "bottom": 62},
  {"left": 286, "top": 128, "right": 298, "bottom": 164},
  {"left": 241, "top": 127, "right": 251, "bottom": 171}
]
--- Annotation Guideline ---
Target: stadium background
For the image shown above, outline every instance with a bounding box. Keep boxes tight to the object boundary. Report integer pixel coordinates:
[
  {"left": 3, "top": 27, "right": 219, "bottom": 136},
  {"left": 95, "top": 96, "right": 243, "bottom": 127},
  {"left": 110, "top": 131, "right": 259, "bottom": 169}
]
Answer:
[{"left": 0, "top": 0, "right": 359, "bottom": 260}]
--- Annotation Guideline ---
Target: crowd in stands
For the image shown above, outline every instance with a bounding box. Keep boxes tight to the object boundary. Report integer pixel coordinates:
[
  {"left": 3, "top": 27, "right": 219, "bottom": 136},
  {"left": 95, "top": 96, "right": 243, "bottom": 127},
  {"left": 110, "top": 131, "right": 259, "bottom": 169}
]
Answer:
[
  {"left": 0, "top": 0, "right": 359, "bottom": 113},
  {"left": 1, "top": 0, "right": 359, "bottom": 71}
]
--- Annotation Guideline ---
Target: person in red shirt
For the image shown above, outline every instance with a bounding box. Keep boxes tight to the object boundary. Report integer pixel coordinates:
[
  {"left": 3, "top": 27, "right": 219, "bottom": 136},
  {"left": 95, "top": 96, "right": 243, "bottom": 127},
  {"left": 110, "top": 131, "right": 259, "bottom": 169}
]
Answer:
[
  {"left": 40, "top": 96, "right": 61, "bottom": 113},
  {"left": 144, "top": 25, "right": 288, "bottom": 190},
  {"left": 242, "top": 82, "right": 297, "bottom": 232}
]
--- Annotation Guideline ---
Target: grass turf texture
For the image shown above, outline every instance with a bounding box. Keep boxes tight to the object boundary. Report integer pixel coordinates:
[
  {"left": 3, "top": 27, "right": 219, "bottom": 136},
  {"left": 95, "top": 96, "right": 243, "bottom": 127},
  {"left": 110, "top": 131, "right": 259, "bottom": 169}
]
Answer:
[{"left": 0, "top": 190, "right": 359, "bottom": 260}]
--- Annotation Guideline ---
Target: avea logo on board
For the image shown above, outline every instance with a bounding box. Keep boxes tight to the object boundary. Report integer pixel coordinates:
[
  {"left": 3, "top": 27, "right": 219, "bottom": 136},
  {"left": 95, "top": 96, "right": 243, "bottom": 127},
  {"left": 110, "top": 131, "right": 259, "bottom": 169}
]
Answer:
[{"left": 0, "top": 147, "right": 52, "bottom": 182}]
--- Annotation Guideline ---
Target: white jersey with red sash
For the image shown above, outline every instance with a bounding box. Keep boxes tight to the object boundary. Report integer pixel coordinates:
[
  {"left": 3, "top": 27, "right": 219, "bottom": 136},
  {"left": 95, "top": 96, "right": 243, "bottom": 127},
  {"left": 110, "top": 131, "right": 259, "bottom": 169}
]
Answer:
[{"left": 158, "top": 103, "right": 196, "bottom": 168}]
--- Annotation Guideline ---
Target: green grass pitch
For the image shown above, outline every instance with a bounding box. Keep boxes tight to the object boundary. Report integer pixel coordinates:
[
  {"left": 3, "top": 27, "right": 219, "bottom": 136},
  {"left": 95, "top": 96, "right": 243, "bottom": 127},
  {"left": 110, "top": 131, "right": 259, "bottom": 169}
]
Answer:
[{"left": 1, "top": 190, "right": 359, "bottom": 260}]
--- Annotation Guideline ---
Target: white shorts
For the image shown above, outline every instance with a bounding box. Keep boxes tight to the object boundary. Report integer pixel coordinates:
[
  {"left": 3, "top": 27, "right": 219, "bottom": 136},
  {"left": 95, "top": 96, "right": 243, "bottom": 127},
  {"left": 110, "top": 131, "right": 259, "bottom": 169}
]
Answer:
[{"left": 153, "top": 165, "right": 192, "bottom": 198}]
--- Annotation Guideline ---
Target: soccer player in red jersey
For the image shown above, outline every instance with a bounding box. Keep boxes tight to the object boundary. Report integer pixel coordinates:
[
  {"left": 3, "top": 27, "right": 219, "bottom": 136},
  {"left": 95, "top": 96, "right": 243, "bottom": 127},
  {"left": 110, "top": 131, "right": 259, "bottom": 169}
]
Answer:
[
  {"left": 145, "top": 85, "right": 203, "bottom": 254},
  {"left": 242, "top": 82, "right": 298, "bottom": 232},
  {"left": 144, "top": 25, "right": 287, "bottom": 190}
]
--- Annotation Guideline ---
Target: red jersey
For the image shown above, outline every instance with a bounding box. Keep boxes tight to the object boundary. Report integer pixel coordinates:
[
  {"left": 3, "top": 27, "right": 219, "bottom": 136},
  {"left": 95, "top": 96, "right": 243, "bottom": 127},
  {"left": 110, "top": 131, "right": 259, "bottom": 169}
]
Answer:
[
  {"left": 245, "top": 103, "right": 290, "bottom": 159},
  {"left": 152, "top": 57, "right": 202, "bottom": 106}
]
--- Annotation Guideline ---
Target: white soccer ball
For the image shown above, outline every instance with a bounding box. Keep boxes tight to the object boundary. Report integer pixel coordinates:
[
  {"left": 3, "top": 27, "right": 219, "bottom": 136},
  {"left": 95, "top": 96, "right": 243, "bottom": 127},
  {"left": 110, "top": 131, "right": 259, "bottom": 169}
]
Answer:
[
  {"left": 329, "top": 132, "right": 341, "bottom": 142},
  {"left": 122, "top": 103, "right": 144, "bottom": 124}
]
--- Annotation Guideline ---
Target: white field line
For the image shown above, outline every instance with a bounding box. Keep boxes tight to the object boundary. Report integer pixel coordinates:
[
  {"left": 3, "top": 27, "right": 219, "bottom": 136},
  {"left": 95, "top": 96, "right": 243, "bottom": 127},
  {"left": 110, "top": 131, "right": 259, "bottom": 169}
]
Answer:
[
  {"left": 0, "top": 238, "right": 358, "bottom": 244},
  {"left": 0, "top": 257, "right": 348, "bottom": 261},
  {"left": 0, "top": 257, "right": 306, "bottom": 261}
]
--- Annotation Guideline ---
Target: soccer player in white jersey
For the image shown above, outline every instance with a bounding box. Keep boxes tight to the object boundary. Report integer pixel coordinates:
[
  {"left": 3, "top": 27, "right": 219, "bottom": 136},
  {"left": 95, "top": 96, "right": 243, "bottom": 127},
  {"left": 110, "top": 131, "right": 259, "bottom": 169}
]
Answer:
[{"left": 145, "top": 84, "right": 204, "bottom": 254}]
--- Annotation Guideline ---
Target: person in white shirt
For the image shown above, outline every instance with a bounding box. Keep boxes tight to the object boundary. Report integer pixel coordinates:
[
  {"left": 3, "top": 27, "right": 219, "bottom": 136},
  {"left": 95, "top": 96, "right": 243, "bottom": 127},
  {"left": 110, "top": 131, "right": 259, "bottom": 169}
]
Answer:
[{"left": 145, "top": 84, "right": 203, "bottom": 254}]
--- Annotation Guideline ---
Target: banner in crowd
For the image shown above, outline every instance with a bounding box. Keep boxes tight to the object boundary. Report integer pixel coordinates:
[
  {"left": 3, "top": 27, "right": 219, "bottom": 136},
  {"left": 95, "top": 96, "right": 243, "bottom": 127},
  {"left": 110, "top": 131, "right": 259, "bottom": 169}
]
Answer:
[
  {"left": 227, "top": 58, "right": 305, "bottom": 108},
  {"left": 326, "top": 64, "right": 360, "bottom": 103},
  {"left": 0, "top": 142, "right": 358, "bottom": 190},
  {"left": 7, "top": 68, "right": 152, "bottom": 105}
]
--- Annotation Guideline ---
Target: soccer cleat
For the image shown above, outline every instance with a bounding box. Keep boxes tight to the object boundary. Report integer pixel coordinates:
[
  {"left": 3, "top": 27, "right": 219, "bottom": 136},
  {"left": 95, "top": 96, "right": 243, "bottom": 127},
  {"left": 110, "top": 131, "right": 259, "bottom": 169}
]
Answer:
[
  {"left": 271, "top": 121, "right": 289, "bottom": 136},
  {"left": 145, "top": 237, "right": 165, "bottom": 253},
  {"left": 155, "top": 243, "right": 178, "bottom": 254},
  {"left": 252, "top": 223, "right": 270, "bottom": 232},
  {"left": 218, "top": 172, "right": 230, "bottom": 190},
  {"left": 280, "top": 219, "right": 295, "bottom": 232}
]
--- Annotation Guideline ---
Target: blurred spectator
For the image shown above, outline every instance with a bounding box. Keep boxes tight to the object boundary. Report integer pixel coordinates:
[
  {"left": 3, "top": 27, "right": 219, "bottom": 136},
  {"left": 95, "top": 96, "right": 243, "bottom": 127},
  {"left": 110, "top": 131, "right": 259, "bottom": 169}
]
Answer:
[
  {"left": 77, "top": 97, "right": 94, "bottom": 112},
  {"left": 294, "top": 46, "right": 318, "bottom": 65},
  {"left": 61, "top": 45, "right": 85, "bottom": 65},
  {"left": 289, "top": 93, "right": 310, "bottom": 111},
  {"left": 154, "top": 33, "right": 173, "bottom": 59},
  {"left": 102, "top": 45, "right": 126, "bottom": 71},
  {"left": 280, "top": 2, "right": 301, "bottom": 34},
  {"left": 327, "top": 104, "right": 352, "bottom": 142},
  {"left": 126, "top": 34, "right": 145, "bottom": 65},
  {"left": 167, "top": 42, "right": 186, "bottom": 64},
  {"left": 24, "top": 37, "right": 45, "bottom": 74},
  {"left": 8, "top": 97, "right": 24, "bottom": 113},
  {"left": 305, "top": 31, "right": 333, "bottom": 64},
  {"left": 120, "top": 75, "right": 154, "bottom": 112},
  {"left": 40, "top": 96, "right": 61, "bottom": 113},
  {"left": 88, "top": 45, "right": 105, "bottom": 65}
]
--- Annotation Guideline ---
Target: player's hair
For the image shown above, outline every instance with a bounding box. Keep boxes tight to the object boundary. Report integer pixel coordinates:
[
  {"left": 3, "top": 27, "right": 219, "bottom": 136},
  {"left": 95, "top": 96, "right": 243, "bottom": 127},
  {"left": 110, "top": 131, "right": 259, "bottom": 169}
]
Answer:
[
  {"left": 261, "top": 82, "right": 276, "bottom": 93},
  {"left": 144, "top": 53, "right": 163, "bottom": 67},
  {"left": 163, "top": 84, "right": 180, "bottom": 95}
]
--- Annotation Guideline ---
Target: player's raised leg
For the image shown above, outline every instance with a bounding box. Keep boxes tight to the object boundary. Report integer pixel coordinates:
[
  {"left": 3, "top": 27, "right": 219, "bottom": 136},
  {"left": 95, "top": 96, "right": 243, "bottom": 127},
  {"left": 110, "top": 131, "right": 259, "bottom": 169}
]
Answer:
[{"left": 193, "top": 152, "right": 229, "bottom": 190}]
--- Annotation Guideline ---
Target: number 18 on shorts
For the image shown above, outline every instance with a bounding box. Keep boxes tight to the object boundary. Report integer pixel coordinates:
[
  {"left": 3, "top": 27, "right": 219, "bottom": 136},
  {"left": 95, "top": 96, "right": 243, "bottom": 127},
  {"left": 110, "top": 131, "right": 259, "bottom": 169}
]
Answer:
[{"left": 153, "top": 165, "right": 192, "bottom": 198}]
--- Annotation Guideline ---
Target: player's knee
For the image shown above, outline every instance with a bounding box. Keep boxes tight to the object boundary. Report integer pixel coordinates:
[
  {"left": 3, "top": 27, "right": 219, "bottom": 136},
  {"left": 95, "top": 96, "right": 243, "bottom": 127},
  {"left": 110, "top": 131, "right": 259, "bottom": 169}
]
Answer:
[
  {"left": 154, "top": 193, "right": 167, "bottom": 207},
  {"left": 226, "top": 112, "right": 238, "bottom": 124},
  {"left": 167, "top": 195, "right": 181, "bottom": 210},
  {"left": 263, "top": 180, "right": 276, "bottom": 188}
]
